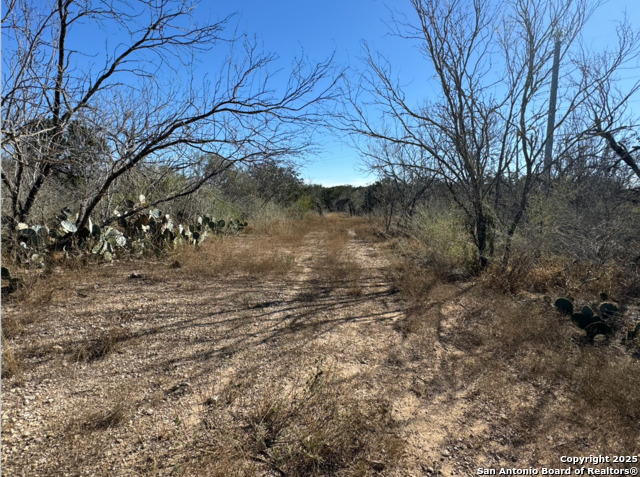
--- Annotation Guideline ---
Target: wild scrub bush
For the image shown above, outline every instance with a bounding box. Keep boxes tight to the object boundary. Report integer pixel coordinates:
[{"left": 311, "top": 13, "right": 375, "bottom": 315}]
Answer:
[
  {"left": 404, "top": 203, "right": 477, "bottom": 278},
  {"left": 498, "top": 180, "right": 640, "bottom": 297}
]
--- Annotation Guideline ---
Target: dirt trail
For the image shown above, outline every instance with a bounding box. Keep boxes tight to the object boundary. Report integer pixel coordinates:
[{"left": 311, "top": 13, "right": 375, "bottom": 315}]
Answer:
[
  {"left": 3, "top": 216, "right": 440, "bottom": 476},
  {"left": 6, "top": 215, "right": 630, "bottom": 476}
]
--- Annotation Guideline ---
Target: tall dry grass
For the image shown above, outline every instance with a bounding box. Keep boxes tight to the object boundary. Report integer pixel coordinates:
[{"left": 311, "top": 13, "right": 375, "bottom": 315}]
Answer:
[{"left": 386, "top": 236, "right": 640, "bottom": 460}]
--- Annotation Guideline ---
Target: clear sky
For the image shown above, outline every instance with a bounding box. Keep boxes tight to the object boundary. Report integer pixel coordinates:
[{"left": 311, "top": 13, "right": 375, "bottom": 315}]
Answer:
[
  {"left": 223, "top": 0, "right": 640, "bottom": 187},
  {"left": 4, "top": 0, "right": 639, "bottom": 187},
  {"left": 226, "top": 0, "right": 419, "bottom": 186},
  {"left": 227, "top": 0, "right": 415, "bottom": 187}
]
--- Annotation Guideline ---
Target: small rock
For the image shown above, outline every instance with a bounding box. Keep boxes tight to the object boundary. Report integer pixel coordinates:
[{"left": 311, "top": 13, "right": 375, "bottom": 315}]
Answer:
[
  {"left": 427, "top": 467, "right": 435, "bottom": 474},
  {"left": 442, "top": 449, "right": 450, "bottom": 457}
]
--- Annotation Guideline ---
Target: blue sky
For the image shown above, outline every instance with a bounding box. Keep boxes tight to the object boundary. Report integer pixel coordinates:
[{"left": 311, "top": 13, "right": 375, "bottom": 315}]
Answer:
[
  {"left": 227, "top": 0, "right": 414, "bottom": 186},
  {"left": 4, "top": 0, "right": 640, "bottom": 187},
  {"left": 224, "top": 0, "right": 640, "bottom": 187}
]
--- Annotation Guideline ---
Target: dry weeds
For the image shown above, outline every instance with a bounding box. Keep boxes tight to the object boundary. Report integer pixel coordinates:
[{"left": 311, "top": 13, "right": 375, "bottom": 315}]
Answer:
[
  {"left": 386, "top": 234, "right": 640, "bottom": 472},
  {"left": 1, "top": 334, "right": 21, "bottom": 379},
  {"left": 1, "top": 213, "right": 408, "bottom": 476},
  {"left": 184, "top": 365, "right": 402, "bottom": 476},
  {"left": 2, "top": 213, "right": 639, "bottom": 476}
]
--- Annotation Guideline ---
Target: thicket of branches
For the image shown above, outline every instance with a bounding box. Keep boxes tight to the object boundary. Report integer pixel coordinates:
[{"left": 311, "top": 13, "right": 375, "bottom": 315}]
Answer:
[
  {"left": 344, "top": 0, "right": 640, "bottom": 272},
  {"left": 1, "top": 0, "right": 339, "bottom": 241}
]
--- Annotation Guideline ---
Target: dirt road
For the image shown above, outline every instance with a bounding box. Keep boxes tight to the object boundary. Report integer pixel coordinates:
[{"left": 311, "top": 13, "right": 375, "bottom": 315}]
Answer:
[
  {"left": 3, "top": 214, "right": 637, "bottom": 476},
  {"left": 2, "top": 216, "right": 419, "bottom": 475}
]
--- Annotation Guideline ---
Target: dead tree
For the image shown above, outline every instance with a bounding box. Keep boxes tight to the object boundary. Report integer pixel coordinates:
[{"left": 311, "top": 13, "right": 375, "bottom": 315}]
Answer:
[{"left": 1, "top": 0, "right": 339, "bottom": 236}]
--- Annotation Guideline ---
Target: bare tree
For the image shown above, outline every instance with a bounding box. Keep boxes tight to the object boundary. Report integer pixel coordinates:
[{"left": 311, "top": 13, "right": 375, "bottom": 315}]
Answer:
[
  {"left": 344, "top": 0, "right": 638, "bottom": 269},
  {"left": 345, "top": 0, "right": 515, "bottom": 268},
  {"left": 1, "top": 0, "right": 339, "bottom": 237},
  {"left": 362, "top": 141, "right": 435, "bottom": 230},
  {"left": 582, "top": 43, "right": 640, "bottom": 183}
]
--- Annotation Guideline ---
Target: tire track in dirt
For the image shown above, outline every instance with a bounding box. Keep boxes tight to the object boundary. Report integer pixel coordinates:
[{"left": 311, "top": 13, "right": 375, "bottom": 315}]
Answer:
[
  {"left": 1, "top": 216, "right": 412, "bottom": 476},
  {"left": 5, "top": 214, "right": 526, "bottom": 476}
]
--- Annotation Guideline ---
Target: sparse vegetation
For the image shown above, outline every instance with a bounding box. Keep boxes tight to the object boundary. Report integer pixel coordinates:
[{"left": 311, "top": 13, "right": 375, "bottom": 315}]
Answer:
[
  {"left": 185, "top": 366, "right": 401, "bottom": 476},
  {"left": 4, "top": 212, "right": 638, "bottom": 475},
  {"left": 2, "top": 0, "right": 639, "bottom": 474},
  {"left": 1, "top": 334, "right": 21, "bottom": 379}
]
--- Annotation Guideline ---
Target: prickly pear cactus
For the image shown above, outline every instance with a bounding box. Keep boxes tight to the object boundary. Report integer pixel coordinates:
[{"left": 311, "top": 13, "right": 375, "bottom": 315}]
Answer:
[
  {"left": 626, "top": 323, "right": 640, "bottom": 342},
  {"left": 585, "top": 321, "right": 613, "bottom": 342},
  {"left": 599, "top": 303, "right": 619, "bottom": 319},
  {"left": 571, "top": 313, "right": 600, "bottom": 330},
  {"left": 1, "top": 266, "right": 23, "bottom": 295},
  {"left": 581, "top": 306, "right": 594, "bottom": 319},
  {"left": 3, "top": 200, "right": 248, "bottom": 265},
  {"left": 554, "top": 298, "right": 574, "bottom": 315},
  {"left": 557, "top": 296, "right": 624, "bottom": 343}
]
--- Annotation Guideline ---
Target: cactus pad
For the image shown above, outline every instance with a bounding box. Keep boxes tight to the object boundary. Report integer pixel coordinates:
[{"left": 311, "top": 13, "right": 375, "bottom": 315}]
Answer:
[
  {"left": 554, "top": 298, "right": 574, "bottom": 315},
  {"left": 571, "top": 313, "right": 601, "bottom": 330},
  {"left": 581, "top": 306, "right": 594, "bottom": 319},
  {"left": 599, "top": 303, "right": 619, "bottom": 319}
]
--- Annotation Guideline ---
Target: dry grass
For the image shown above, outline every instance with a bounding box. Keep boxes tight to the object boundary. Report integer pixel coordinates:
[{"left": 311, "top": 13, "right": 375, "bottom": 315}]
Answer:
[
  {"left": 571, "top": 350, "right": 640, "bottom": 443},
  {"left": 172, "top": 214, "right": 337, "bottom": 278},
  {"left": 482, "top": 249, "right": 638, "bottom": 301},
  {"left": 72, "top": 326, "right": 132, "bottom": 363},
  {"left": 2, "top": 212, "right": 409, "bottom": 476},
  {"left": 246, "top": 209, "right": 319, "bottom": 246},
  {"left": 313, "top": 244, "right": 362, "bottom": 286},
  {"left": 1, "top": 333, "right": 21, "bottom": 379},
  {"left": 78, "top": 403, "right": 129, "bottom": 431},
  {"left": 387, "top": 241, "right": 640, "bottom": 462},
  {"left": 1, "top": 270, "right": 56, "bottom": 339},
  {"left": 4, "top": 212, "right": 638, "bottom": 476},
  {"left": 384, "top": 256, "right": 437, "bottom": 301},
  {"left": 174, "top": 235, "right": 296, "bottom": 278},
  {"left": 179, "top": 366, "right": 402, "bottom": 477}
]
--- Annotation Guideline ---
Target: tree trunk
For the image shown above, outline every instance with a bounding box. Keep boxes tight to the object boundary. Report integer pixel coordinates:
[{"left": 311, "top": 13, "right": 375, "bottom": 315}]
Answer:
[
  {"left": 502, "top": 173, "right": 533, "bottom": 269},
  {"left": 475, "top": 208, "right": 489, "bottom": 270}
]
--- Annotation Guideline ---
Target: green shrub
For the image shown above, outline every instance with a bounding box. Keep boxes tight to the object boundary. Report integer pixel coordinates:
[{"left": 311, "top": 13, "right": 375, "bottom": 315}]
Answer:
[
  {"left": 405, "top": 204, "right": 477, "bottom": 276},
  {"left": 295, "top": 194, "right": 314, "bottom": 216}
]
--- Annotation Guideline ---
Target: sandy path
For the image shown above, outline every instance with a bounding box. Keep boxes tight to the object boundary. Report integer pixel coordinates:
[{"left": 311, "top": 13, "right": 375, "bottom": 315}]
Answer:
[
  {"left": 5, "top": 215, "right": 582, "bottom": 476},
  {"left": 2, "top": 217, "right": 422, "bottom": 476}
]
